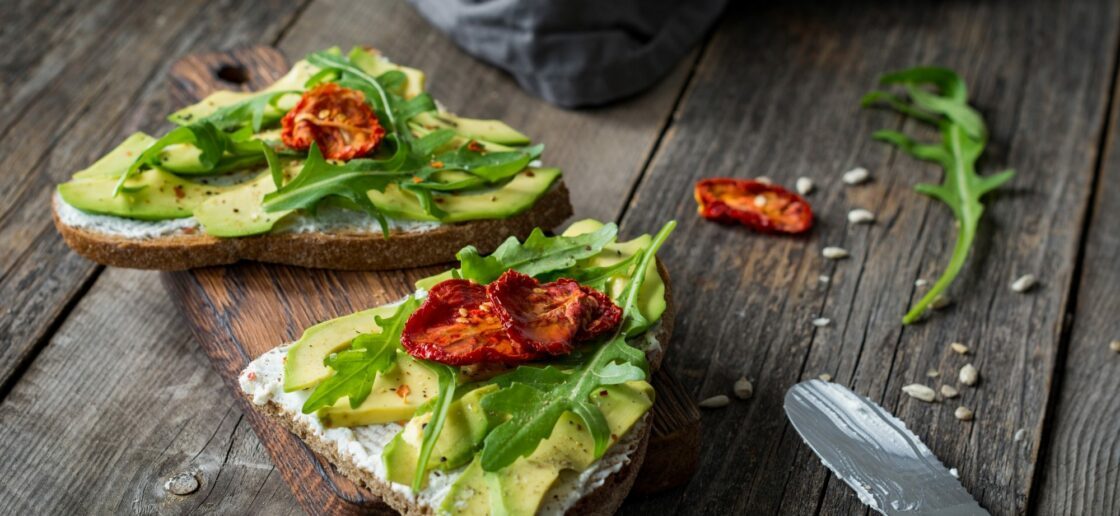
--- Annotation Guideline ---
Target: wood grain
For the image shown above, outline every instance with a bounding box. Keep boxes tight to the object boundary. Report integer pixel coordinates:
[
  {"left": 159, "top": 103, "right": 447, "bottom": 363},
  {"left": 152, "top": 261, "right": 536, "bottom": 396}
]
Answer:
[
  {"left": 0, "top": 268, "right": 297, "bottom": 515},
  {"left": 159, "top": 41, "right": 701, "bottom": 513},
  {"left": 1032, "top": 61, "right": 1120, "bottom": 514},
  {"left": 616, "top": 1, "right": 1118, "bottom": 515},
  {"left": 0, "top": 0, "right": 309, "bottom": 391}
]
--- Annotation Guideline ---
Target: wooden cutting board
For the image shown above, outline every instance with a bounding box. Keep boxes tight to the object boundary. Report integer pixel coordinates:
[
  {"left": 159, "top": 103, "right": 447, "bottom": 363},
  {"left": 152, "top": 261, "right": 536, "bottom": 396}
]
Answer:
[{"left": 160, "top": 47, "right": 700, "bottom": 515}]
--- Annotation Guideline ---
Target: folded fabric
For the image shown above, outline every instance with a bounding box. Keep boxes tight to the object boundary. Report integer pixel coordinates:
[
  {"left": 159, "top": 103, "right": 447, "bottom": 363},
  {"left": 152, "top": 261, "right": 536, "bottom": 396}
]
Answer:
[{"left": 408, "top": 0, "right": 727, "bottom": 107}]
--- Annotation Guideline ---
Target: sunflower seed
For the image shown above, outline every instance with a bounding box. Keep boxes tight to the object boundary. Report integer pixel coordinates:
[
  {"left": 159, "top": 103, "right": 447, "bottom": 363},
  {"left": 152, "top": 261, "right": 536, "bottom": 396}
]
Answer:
[
  {"left": 931, "top": 294, "right": 952, "bottom": 310},
  {"left": 754, "top": 194, "right": 768, "bottom": 207},
  {"left": 926, "top": 369, "right": 940, "bottom": 378},
  {"left": 959, "top": 363, "right": 979, "bottom": 386},
  {"left": 1013, "top": 428, "right": 1027, "bottom": 441},
  {"left": 843, "top": 167, "right": 870, "bottom": 185},
  {"left": 796, "top": 177, "right": 814, "bottom": 195},
  {"left": 1011, "top": 274, "right": 1037, "bottom": 293},
  {"left": 847, "top": 209, "right": 876, "bottom": 224},
  {"left": 1110, "top": 340, "right": 1120, "bottom": 353},
  {"left": 822, "top": 246, "right": 849, "bottom": 259},
  {"left": 756, "top": 176, "right": 773, "bottom": 184},
  {"left": 733, "top": 377, "right": 754, "bottom": 400},
  {"left": 902, "top": 384, "right": 937, "bottom": 402},
  {"left": 950, "top": 342, "right": 970, "bottom": 355},
  {"left": 812, "top": 317, "right": 831, "bottom": 327},
  {"left": 818, "top": 373, "right": 832, "bottom": 382},
  {"left": 940, "top": 385, "right": 959, "bottom": 398},
  {"left": 915, "top": 278, "right": 928, "bottom": 287},
  {"left": 699, "top": 395, "right": 730, "bottom": 408},
  {"left": 818, "top": 275, "right": 830, "bottom": 283},
  {"left": 954, "top": 406, "right": 975, "bottom": 421}
]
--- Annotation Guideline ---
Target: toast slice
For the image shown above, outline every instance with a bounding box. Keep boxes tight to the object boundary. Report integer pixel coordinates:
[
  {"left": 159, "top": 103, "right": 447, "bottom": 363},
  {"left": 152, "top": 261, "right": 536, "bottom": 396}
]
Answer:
[
  {"left": 239, "top": 223, "right": 676, "bottom": 515},
  {"left": 51, "top": 182, "right": 571, "bottom": 270},
  {"left": 53, "top": 47, "right": 574, "bottom": 271}
]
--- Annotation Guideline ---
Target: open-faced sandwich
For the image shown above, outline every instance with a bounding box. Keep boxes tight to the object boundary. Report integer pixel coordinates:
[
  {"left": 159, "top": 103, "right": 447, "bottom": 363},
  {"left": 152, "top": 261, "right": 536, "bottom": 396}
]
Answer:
[
  {"left": 53, "top": 47, "right": 572, "bottom": 270},
  {"left": 240, "top": 218, "right": 675, "bottom": 515}
]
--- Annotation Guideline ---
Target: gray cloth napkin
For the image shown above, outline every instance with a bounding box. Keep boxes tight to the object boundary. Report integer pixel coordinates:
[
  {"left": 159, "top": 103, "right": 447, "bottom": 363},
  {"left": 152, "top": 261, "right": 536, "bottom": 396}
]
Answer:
[{"left": 408, "top": 0, "right": 727, "bottom": 107}]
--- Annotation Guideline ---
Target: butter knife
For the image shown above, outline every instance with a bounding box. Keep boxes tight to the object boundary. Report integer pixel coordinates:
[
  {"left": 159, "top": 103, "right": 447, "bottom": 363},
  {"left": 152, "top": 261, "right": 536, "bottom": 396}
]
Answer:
[{"left": 784, "top": 379, "right": 988, "bottom": 515}]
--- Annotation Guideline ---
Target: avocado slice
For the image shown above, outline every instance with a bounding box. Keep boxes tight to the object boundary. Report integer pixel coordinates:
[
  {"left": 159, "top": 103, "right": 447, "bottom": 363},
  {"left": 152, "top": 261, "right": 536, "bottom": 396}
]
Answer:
[
  {"left": 413, "top": 112, "right": 530, "bottom": 147},
  {"left": 193, "top": 170, "right": 291, "bottom": 237},
  {"left": 72, "top": 133, "right": 156, "bottom": 179},
  {"left": 167, "top": 60, "right": 317, "bottom": 125},
  {"left": 440, "top": 381, "right": 655, "bottom": 515},
  {"left": 383, "top": 384, "right": 497, "bottom": 485},
  {"left": 58, "top": 168, "right": 240, "bottom": 220},
  {"left": 317, "top": 355, "right": 439, "bottom": 427},
  {"left": 282, "top": 304, "right": 402, "bottom": 392},
  {"left": 367, "top": 168, "right": 560, "bottom": 223},
  {"left": 562, "top": 219, "right": 667, "bottom": 330},
  {"left": 409, "top": 122, "right": 515, "bottom": 153},
  {"left": 348, "top": 47, "right": 426, "bottom": 100}
]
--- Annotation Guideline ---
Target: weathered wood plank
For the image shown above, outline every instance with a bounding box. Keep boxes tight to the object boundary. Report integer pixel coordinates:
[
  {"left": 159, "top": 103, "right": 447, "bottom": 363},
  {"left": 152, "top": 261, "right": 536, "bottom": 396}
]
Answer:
[
  {"left": 616, "top": 1, "right": 1118, "bottom": 515},
  {"left": 0, "top": 0, "right": 308, "bottom": 390},
  {"left": 0, "top": 268, "right": 297, "bottom": 515},
  {"left": 1033, "top": 72, "right": 1120, "bottom": 514}
]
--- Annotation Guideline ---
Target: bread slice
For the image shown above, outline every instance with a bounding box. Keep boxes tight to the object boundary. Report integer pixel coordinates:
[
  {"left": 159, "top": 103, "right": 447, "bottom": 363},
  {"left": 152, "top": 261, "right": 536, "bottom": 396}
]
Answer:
[
  {"left": 241, "top": 266, "right": 674, "bottom": 515},
  {"left": 52, "top": 181, "right": 571, "bottom": 270}
]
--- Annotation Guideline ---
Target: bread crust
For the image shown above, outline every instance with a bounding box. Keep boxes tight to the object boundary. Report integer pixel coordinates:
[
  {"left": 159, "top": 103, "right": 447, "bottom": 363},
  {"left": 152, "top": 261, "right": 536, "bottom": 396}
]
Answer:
[{"left": 52, "top": 181, "right": 572, "bottom": 270}]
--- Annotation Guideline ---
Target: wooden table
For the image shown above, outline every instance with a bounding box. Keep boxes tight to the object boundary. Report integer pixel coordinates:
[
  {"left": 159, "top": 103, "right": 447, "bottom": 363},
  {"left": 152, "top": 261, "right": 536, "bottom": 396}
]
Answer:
[{"left": 1, "top": 0, "right": 1117, "bottom": 514}]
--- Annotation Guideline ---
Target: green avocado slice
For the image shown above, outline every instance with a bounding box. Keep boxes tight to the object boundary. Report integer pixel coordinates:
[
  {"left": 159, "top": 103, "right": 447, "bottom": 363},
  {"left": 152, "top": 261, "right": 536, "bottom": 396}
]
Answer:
[
  {"left": 367, "top": 168, "right": 561, "bottom": 223},
  {"left": 382, "top": 384, "right": 498, "bottom": 486},
  {"left": 72, "top": 132, "right": 156, "bottom": 179},
  {"left": 283, "top": 304, "right": 402, "bottom": 392},
  {"left": 316, "top": 355, "right": 439, "bottom": 427},
  {"left": 440, "top": 381, "right": 654, "bottom": 515},
  {"left": 412, "top": 112, "right": 530, "bottom": 146},
  {"left": 563, "top": 219, "right": 668, "bottom": 330},
  {"left": 58, "top": 168, "right": 242, "bottom": 220},
  {"left": 193, "top": 171, "right": 290, "bottom": 237}
]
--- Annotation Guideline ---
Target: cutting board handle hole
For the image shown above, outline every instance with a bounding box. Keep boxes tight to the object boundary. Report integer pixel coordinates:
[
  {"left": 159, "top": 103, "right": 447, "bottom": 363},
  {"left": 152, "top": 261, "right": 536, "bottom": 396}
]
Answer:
[{"left": 215, "top": 64, "right": 250, "bottom": 85}]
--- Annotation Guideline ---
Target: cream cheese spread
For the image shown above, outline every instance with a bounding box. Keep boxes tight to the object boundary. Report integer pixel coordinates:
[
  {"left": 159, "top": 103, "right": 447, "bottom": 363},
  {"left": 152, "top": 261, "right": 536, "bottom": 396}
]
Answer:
[{"left": 54, "top": 192, "right": 440, "bottom": 240}]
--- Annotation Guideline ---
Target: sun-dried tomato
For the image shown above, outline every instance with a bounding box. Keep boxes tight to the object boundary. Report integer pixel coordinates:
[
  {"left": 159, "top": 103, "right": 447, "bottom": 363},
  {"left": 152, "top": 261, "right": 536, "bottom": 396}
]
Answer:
[
  {"left": 401, "top": 279, "right": 541, "bottom": 365},
  {"left": 280, "top": 83, "right": 386, "bottom": 160},
  {"left": 402, "top": 272, "right": 623, "bottom": 366},
  {"left": 488, "top": 271, "right": 585, "bottom": 356},
  {"left": 576, "top": 286, "right": 622, "bottom": 342},
  {"left": 694, "top": 178, "right": 813, "bottom": 234}
]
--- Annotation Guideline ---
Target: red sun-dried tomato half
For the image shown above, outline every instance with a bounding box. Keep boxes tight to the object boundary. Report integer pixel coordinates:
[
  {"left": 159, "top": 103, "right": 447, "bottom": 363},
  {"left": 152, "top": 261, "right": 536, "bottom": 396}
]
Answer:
[
  {"left": 694, "top": 178, "right": 813, "bottom": 234},
  {"left": 280, "top": 83, "right": 386, "bottom": 161},
  {"left": 488, "top": 271, "right": 586, "bottom": 356},
  {"left": 401, "top": 279, "right": 542, "bottom": 365},
  {"left": 575, "top": 286, "right": 623, "bottom": 342}
]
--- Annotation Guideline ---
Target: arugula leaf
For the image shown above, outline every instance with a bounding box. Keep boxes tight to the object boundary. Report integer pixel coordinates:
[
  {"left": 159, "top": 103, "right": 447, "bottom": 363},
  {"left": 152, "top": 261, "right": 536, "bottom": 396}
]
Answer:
[
  {"left": 619, "top": 221, "right": 676, "bottom": 336},
  {"left": 188, "top": 90, "right": 300, "bottom": 132},
  {"left": 478, "top": 336, "right": 647, "bottom": 472},
  {"left": 536, "top": 252, "right": 641, "bottom": 291},
  {"left": 301, "top": 297, "right": 419, "bottom": 413},
  {"left": 261, "top": 143, "right": 411, "bottom": 236},
  {"left": 456, "top": 224, "right": 618, "bottom": 284},
  {"left": 117, "top": 90, "right": 300, "bottom": 195},
  {"left": 862, "top": 67, "right": 1014, "bottom": 324},
  {"left": 411, "top": 361, "right": 457, "bottom": 492}
]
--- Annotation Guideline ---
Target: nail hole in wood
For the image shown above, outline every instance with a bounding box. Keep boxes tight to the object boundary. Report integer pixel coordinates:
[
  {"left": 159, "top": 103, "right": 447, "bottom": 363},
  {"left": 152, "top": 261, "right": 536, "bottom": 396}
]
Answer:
[{"left": 215, "top": 64, "right": 249, "bottom": 85}]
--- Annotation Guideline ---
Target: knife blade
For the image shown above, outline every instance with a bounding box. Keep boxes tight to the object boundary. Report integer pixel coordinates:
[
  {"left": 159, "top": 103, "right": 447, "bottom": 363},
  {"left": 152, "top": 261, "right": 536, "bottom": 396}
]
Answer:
[{"left": 783, "top": 379, "right": 988, "bottom": 515}]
